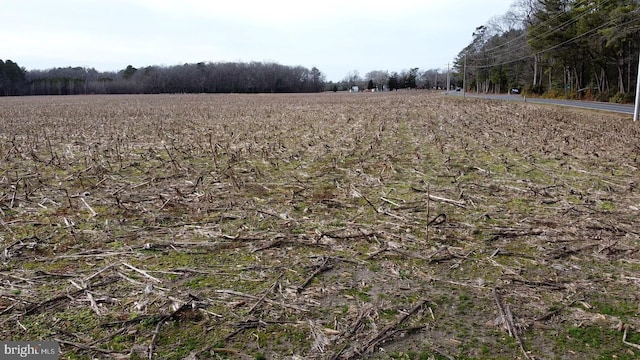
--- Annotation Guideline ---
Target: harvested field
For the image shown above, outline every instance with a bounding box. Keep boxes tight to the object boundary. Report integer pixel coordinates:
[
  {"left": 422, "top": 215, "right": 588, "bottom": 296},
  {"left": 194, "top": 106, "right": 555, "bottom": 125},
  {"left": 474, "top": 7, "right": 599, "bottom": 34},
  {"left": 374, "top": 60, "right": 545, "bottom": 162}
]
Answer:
[{"left": 0, "top": 92, "right": 639, "bottom": 359}]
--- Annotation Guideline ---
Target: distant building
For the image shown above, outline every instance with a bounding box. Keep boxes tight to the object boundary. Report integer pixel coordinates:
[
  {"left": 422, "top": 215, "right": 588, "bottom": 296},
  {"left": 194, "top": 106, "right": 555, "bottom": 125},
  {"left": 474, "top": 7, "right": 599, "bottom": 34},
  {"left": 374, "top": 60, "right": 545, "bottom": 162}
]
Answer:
[{"left": 349, "top": 85, "right": 359, "bottom": 92}]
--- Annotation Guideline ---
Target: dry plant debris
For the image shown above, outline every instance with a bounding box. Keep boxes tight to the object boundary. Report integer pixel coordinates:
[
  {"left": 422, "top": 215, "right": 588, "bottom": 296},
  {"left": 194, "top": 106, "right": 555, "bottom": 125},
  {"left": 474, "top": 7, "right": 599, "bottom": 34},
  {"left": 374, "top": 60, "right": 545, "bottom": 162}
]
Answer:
[{"left": 0, "top": 92, "right": 639, "bottom": 359}]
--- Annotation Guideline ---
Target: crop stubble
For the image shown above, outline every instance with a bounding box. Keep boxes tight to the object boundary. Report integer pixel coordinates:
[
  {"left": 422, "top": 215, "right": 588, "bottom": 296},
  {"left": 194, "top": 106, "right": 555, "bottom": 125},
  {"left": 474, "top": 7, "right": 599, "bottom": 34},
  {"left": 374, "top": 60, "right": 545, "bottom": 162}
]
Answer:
[{"left": 0, "top": 92, "right": 639, "bottom": 359}]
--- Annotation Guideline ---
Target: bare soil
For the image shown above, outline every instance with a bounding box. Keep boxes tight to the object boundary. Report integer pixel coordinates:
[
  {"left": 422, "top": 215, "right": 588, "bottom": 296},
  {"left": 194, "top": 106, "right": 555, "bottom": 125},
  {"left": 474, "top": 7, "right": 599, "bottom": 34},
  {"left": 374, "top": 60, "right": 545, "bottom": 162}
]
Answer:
[{"left": 0, "top": 92, "right": 639, "bottom": 359}]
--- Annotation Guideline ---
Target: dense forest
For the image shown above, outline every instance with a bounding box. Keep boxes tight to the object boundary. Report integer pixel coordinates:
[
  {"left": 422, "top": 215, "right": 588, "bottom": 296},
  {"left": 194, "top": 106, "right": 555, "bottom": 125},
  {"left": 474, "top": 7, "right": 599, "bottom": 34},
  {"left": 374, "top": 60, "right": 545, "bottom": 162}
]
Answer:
[
  {"left": 0, "top": 60, "right": 326, "bottom": 95},
  {"left": 454, "top": 0, "right": 640, "bottom": 101}
]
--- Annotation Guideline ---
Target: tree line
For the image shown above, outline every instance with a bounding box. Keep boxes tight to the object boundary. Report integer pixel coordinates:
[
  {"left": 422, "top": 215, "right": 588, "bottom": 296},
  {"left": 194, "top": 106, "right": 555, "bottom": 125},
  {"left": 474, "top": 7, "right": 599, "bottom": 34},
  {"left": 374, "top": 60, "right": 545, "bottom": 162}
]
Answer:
[
  {"left": 0, "top": 60, "right": 26, "bottom": 96},
  {"left": 330, "top": 67, "right": 448, "bottom": 92},
  {"left": 453, "top": 0, "right": 640, "bottom": 102},
  {"left": 0, "top": 60, "right": 326, "bottom": 96}
]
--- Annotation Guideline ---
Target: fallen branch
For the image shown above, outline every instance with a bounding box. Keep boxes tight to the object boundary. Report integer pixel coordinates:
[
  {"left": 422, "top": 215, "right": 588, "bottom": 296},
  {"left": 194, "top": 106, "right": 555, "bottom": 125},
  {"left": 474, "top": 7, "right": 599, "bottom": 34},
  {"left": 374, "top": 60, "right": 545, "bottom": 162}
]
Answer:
[
  {"left": 143, "top": 240, "right": 248, "bottom": 251},
  {"left": 223, "top": 319, "right": 298, "bottom": 342},
  {"left": 505, "top": 276, "right": 566, "bottom": 291},
  {"left": 210, "top": 347, "right": 252, "bottom": 358},
  {"left": 490, "top": 249, "right": 537, "bottom": 260},
  {"left": 533, "top": 299, "right": 578, "bottom": 322},
  {"left": 33, "top": 270, "right": 78, "bottom": 279},
  {"left": 52, "top": 251, "right": 133, "bottom": 260},
  {"left": 147, "top": 301, "right": 199, "bottom": 359},
  {"left": 252, "top": 239, "right": 284, "bottom": 252},
  {"left": 55, "top": 338, "right": 124, "bottom": 355},
  {"left": 380, "top": 197, "right": 401, "bottom": 207},
  {"left": 297, "top": 257, "right": 334, "bottom": 292},
  {"left": 88, "top": 326, "right": 129, "bottom": 347},
  {"left": 427, "top": 246, "right": 462, "bottom": 263},
  {"left": 0, "top": 217, "right": 14, "bottom": 234},
  {"left": 80, "top": 197, "right": 97, "bottom": 217},
  {"left": 351, "top": 187, "right": 379, "bottom": 213},
  {"left": 25, "top": 277, "right": 119, "bottom": 315},
  {"left": 335, "top": 301, "right": 431, "bottom": 359},
  {"left": 356, "top": 299, "right": 430, "bottom": 357},
  {"left": 85, "top": 264, "right": 116, "bottom": 282},
  {"left": 490, "top": 228, "right": 543, "bottom": 241},
  {"left": 121, "top": 262, "right": 162, "bottom": 283},
  {"left": 321, "top": 228, "right": 376, "bottom": 240},
  {"left": 86, "top": 292, "right": 102, "bottom": 316},
  {"left": 411, "top": 188, "right": 467, "bottom": 208},
  {"left": 390, "top": 247, "right": 427, "bottom": 260},
  {"left": 428, "top": 194, "right": 466, "bottom": 208},
  {"left": 309, "top": 254, "right": 365, "bottom": 265},
  {"left": 623, "top": 325, "right": 640, "bottom": 350},
  {"left": 493, "top": 288, "right": 517, "bottom": 337},
  {"left": 148, "top": 315, "right": 169, "bottom": 359},
  {"left": 249, "top": 276, "right": 282, "bottom": 313},
  {"left": 216, "top": 289, "right": 309, "bottom": 312},
  {"left": 330, "top": 305, "right": 375, "bottom": 360},
  {"left": 195, "top": 345, "right": 254, "bottom": 359},
  {"left": 448, "top": 249, "right": 476, "bottom": 270},
  {"left": 493, "top": 288, "right": 532, "bottom": 360},
  {"left": 547, "top": 243, "right": 599, "bottom": 260},
  {"left": 223, "top": 319, "right": 267, "bottom": 342},
  {"left": 367, "top": 245, "right": 427, "bottom": 260},
  {"left": 100, "top": 314, "right": 165, "bottom": 328},
  {"left": 0, "top": 304, "right": 16, "bottom": 316},
  {"left": 367, "top": 245, "right": 389, "bottom": 259},
  {"left": 252, "top": 237, "right": 326, "bottom": 253}
]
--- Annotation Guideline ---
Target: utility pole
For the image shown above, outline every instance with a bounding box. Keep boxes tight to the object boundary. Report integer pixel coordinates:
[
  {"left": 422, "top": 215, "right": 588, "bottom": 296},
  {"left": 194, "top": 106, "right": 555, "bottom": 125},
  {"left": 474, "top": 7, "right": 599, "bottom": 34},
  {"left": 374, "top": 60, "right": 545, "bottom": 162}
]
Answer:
[
  {"left": 635, "top": 50, "right": 640, "bottom": 121},
  {"left": 463, "top": 55, "right": 467, "bottom": 98},
  {"left": 446, "top": 63, "right": 450, "bottom": 95}
]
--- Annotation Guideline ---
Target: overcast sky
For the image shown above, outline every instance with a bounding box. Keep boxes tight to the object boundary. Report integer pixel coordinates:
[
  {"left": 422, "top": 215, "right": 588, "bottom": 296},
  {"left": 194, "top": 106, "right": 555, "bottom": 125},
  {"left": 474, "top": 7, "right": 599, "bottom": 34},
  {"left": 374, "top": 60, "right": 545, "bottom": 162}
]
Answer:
[{"left": 1, "top": 0, "right": 515, "bottom": 81}]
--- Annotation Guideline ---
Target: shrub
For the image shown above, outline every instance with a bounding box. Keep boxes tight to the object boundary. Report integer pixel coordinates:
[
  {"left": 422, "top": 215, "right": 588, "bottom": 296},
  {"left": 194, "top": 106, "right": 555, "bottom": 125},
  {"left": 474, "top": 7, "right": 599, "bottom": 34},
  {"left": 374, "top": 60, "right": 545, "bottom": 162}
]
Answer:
[{"left": 609, "top": 92, "right": 634, "bottom": 104}]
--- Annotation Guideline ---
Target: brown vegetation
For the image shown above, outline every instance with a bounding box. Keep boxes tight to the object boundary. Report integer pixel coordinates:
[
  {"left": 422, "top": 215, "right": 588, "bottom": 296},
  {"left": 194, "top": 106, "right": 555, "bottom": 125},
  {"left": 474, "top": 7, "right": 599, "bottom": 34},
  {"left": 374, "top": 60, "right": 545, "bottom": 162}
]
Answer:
[{"left": 0, "top": 92, "right": 639, "bottom": 359}]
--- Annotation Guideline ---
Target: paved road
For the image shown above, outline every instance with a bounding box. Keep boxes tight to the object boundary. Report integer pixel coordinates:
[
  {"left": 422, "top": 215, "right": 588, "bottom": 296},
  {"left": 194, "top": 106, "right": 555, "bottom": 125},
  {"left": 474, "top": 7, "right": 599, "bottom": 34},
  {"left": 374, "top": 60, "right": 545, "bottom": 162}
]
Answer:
[{"left": 446, "top": 91, "right": 636, "bottom": 115}]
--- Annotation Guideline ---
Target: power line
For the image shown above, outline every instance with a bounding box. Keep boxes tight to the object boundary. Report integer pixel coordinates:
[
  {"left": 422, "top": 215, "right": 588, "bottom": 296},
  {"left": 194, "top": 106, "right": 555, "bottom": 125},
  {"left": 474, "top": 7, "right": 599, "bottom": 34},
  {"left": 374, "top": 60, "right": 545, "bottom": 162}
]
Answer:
[
  {"left": 466, "top": 8, "right": 640, "bottom": 69},
  {"left": 468, "top": 1, "right": 617, "bottom": 62},
  {"left": 476, "top": 0, "right": 613, "bottom": 58}
]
